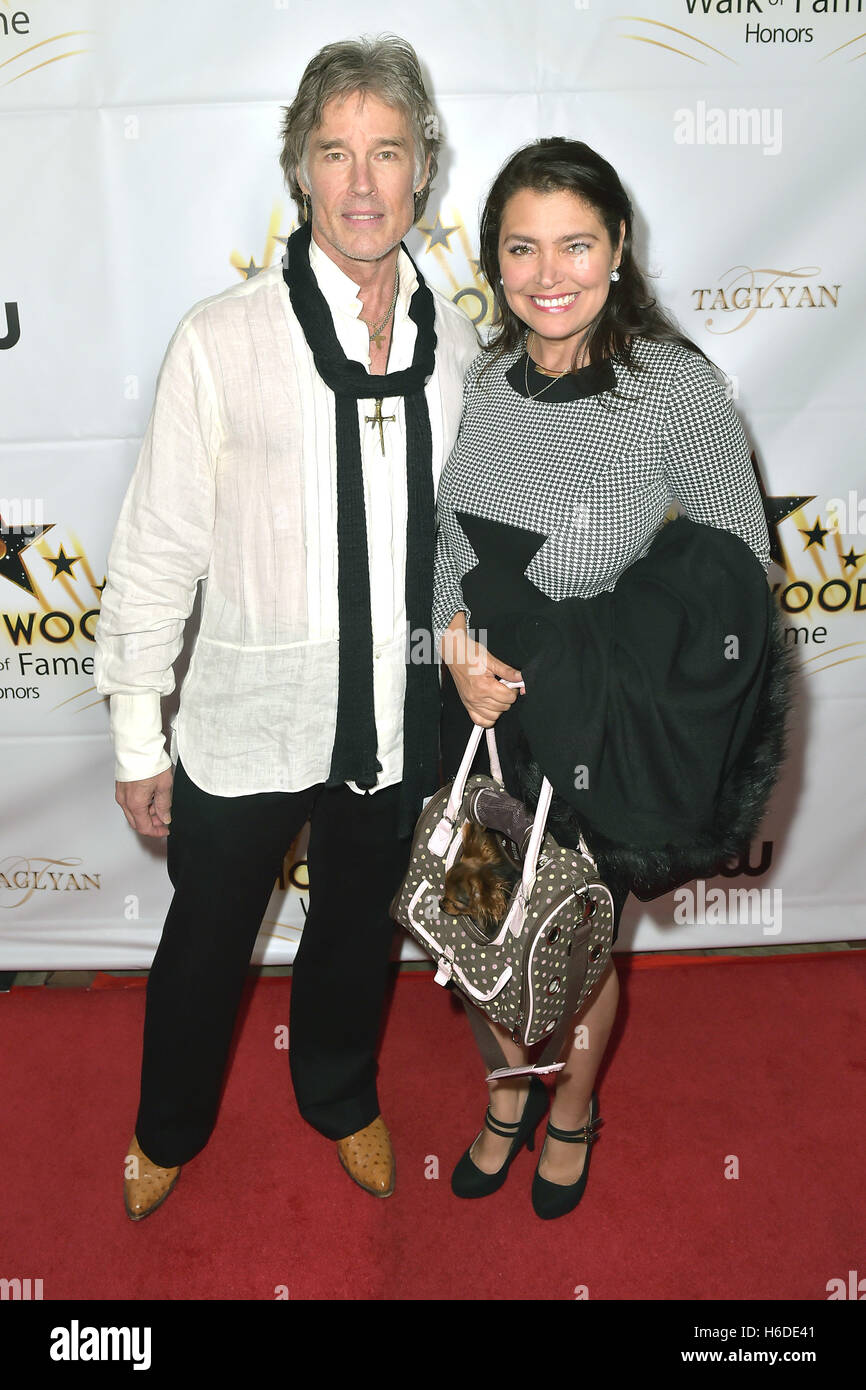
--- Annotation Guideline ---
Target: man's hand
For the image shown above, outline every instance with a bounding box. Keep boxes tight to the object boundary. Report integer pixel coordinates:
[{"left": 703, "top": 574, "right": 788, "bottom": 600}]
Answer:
[
  {"left": 115, "top": 768, "right": 174, "bottom": 838},
  {"left": 442, "top": 613, "right": 524, "bottom": 728}
]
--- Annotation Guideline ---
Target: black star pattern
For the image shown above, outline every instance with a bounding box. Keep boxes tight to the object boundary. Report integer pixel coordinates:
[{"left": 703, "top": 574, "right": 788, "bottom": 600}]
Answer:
[
  {"left": 0, "top": 517, "right": 54, "bottom": 595},
  {"left": 752, "top": 460, "right": 815, "bottom": 567},
  {"left": 456, "top": 512, "right": 549, "bottom": 631},
  {"left": 800, "top": 518, "right": 829, "bottom": 549},
  {"left": 93, "top": 575, "right": 107, "bottom": 595},
  {"left": 240, "top": 257, "right": 261, "bottom": 279},
  {"left": 46, "top": 545, "right": 81, "bottom": 578},
  {"left": 842, "top": 548, "right": 863, "bottom": 570}
]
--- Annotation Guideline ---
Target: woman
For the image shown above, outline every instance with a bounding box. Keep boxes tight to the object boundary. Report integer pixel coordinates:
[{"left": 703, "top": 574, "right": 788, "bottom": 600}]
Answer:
[{"left": 433, "top": 139, "right": 774, "bottom": 1219}]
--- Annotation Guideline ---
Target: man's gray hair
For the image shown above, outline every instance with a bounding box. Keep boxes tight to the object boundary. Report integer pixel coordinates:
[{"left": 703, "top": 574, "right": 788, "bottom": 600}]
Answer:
[{"left": 279, "top": 33, "right": 441, "bottom": 221}]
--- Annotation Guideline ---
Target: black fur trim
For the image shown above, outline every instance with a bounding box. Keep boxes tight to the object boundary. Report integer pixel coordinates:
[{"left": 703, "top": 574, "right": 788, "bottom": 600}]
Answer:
[{"left": 513, "top": 603, "right": 796, "bottom": 901}]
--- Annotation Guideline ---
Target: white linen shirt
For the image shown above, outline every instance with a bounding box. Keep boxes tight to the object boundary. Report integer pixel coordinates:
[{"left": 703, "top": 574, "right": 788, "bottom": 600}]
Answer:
[{"left": 93, "top": 235, "right": 479, "bottom": 795}]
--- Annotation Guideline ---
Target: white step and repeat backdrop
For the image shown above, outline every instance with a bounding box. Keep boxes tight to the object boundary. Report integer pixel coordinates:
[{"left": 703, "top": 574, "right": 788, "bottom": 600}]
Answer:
[{"left": 1, "top": 1, "right": 864, "bottom": 967}]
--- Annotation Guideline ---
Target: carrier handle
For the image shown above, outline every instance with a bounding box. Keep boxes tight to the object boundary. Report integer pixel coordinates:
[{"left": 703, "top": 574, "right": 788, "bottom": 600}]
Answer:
[
  {"left": 440, "top": 724, "right": 503, "bottom": 826},
  {"left": 431, "top": 717, "right": 553, "bottom": 888}
]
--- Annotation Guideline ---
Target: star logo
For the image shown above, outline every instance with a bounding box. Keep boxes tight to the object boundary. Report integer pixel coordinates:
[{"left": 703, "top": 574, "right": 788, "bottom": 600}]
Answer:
[
  {"left": 800, "top": 518, "right": 829, "bottom": 549},
  {"left": 842, "top": 548, "right": 863, "bottom": 570},
  {"left": 230, "top": 206, "right": 297, "bottom": 281},
  {"left": 417, "top": 214, "right": 459, "bottom": 253},
  {"left": 45, "top": 545, "right": 82, "bottom": 579},
  {"left": 753, "top": 467, "right": 815, "bottom": 569},
  {"left": 0, "top": 517, "right": 55, "bottom": 595}
]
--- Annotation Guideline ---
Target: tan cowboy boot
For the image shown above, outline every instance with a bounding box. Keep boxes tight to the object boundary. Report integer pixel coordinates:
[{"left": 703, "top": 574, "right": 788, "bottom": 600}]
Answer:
[
  {"left": 124, "top": 1134, "right": 180, "bottom": 1221},
  {"left": 336, "top": 1115, "right": 395, "bottom": 1197}
]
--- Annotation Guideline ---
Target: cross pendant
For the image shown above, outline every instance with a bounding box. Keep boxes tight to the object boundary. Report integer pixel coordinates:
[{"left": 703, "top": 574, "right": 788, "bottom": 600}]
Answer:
[{"left": 365, "top": 398, "right": 396, "bottom": 455}]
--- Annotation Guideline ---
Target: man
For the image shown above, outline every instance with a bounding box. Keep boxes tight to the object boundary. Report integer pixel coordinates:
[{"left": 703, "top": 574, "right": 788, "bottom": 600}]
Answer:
[{"left": 94, "top": 34, "right": 478, "bottom": 1219}]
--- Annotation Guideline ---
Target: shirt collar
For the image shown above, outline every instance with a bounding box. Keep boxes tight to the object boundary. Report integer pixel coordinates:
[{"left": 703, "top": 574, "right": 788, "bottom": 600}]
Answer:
[
  {"left": 504, "top": 329, "right": 616, "bottom": 402},
  {"left": 308, "top": 232, "right": 418, "bottom": 321}
]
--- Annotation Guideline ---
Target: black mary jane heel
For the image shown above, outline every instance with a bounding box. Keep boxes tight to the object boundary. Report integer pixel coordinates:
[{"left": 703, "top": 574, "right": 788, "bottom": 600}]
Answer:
[
  {"left": 531, "top": 1092, "right": 602, "bottom": 1220},
  {"left": 451, "top": 1075, "right": 549, "bottom": 1199}
]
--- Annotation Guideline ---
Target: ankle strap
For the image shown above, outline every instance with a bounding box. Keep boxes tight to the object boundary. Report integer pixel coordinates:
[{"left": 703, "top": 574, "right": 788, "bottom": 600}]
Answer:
[
  {"left": 546, "top": 1115, "right": 603, "bottom": 1145},
  {"left": 484, "top": 1108, "right": 522, "bottom": 1139}
]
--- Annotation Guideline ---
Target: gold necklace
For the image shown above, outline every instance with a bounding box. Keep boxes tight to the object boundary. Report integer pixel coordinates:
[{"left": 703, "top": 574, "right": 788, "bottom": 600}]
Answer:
[
  {"left": 522, "top": 331, "right": 593, "bottom": 399},
  {"left": 523, "top": 331, "right": 570, "bottom": 400},
  {"left": 363, "top": 268, "right": 400, "bottom": 349}
]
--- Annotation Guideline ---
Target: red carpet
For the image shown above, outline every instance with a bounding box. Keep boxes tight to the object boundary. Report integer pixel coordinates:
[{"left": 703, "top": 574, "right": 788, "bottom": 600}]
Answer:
[{"left": 2, "top": 955, "right": 864, "bottom": 1301}]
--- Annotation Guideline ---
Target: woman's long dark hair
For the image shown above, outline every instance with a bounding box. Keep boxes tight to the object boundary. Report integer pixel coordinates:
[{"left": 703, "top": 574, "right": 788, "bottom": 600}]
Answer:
[{"left": 479, "top": 138, "right": 706, "bottom": 376}]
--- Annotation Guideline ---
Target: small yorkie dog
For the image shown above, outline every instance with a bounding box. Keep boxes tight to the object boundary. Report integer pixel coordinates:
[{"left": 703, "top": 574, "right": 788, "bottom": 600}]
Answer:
[{"left": 439, "top": 821, "right": 521, "bottom": 936}]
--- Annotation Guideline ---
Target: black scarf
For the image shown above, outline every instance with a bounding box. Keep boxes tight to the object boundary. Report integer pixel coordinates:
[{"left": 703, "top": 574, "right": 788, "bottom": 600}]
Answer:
[{"left": 282, "top": 220, "right": 439, "bottom": 837}]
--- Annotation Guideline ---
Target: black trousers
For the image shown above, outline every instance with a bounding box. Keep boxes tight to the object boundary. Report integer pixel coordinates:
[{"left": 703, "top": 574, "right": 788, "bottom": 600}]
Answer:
[{"left": 135, "top": 759, "right": 412, "bottom": 1168}]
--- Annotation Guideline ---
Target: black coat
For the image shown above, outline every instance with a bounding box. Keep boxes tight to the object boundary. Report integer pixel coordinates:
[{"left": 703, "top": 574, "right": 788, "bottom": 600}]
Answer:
[{"left": 460, "top": 514, "right": 794, "bottom": 902}]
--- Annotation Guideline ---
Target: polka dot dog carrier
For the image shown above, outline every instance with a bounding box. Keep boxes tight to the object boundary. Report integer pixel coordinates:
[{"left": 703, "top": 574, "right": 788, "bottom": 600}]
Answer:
[{"left": 390, "top": 724, "right": 615, "bottom": 1080}]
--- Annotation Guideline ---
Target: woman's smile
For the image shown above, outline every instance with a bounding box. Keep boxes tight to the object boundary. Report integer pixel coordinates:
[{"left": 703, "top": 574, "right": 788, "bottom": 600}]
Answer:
[{"left": 528, "top": 292, "right": 581, "bottom": 312}]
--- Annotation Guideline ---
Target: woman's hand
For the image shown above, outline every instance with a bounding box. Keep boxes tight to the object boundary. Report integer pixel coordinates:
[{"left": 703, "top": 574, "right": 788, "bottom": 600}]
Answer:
[{"left": 441, "top": 611, "right": 524, "bottom": 728}]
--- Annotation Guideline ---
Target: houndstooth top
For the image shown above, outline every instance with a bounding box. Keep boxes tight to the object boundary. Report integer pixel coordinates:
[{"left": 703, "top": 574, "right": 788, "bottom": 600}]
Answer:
[{"left": 432, "top": 333, "right": 771, "bottom": 643}]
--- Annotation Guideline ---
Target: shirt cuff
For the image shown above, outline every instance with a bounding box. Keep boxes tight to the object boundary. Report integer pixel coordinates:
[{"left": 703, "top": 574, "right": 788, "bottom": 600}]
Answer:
[{"left": 109, "top": 692, "right": 172, "bottom": 782}]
